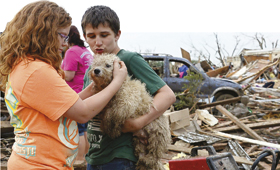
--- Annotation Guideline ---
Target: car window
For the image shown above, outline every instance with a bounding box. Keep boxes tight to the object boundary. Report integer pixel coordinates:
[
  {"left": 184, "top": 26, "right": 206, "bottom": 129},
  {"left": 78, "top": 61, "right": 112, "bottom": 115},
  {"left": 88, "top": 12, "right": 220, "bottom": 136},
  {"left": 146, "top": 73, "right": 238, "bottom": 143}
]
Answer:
[
  {"left": 145, "top": 59, "right": 164, "bottom": 78},
  {"left": 169, "top": 60, "right": 192, "bottom": 78}
]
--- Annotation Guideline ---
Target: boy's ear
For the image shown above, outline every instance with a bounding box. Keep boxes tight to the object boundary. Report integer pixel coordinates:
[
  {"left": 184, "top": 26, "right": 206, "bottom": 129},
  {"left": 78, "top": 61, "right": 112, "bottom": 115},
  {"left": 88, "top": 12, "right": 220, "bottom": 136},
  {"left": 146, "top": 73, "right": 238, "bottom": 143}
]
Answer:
[{"left": 115, "top": 30, "right": 121, "bottom": 41}]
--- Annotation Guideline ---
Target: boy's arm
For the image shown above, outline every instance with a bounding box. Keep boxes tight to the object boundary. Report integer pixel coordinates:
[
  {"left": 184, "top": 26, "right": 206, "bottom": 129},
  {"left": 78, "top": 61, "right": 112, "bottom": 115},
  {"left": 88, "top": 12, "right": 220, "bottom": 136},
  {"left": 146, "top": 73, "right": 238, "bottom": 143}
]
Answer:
[{"left": 121, "top": 85, "right": 176, "bottom": 133}]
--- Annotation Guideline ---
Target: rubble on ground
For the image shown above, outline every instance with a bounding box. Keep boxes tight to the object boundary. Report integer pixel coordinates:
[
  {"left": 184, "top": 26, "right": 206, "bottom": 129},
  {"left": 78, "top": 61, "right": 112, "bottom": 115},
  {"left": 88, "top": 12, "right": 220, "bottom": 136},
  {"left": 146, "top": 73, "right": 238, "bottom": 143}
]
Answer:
[{"left": 163, "top": 54, "right": 280, "bottom": 170}]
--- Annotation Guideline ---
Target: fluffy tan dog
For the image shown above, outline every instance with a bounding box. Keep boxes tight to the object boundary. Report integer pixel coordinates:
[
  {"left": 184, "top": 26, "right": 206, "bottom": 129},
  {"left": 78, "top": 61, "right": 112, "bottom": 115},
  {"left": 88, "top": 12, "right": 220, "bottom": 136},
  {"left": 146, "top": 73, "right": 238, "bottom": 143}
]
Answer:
[{"left": 89, "top": 53, "right": 171, "bottom": 170}]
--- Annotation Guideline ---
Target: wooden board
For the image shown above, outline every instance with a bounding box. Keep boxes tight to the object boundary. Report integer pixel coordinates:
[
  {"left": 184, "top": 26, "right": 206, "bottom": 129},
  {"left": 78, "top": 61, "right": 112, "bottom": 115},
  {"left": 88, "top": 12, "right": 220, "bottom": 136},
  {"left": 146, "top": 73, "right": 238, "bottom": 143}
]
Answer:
[
  {"left": 180, "top": 48, "right": 191, "bottom": 61},
  {"left": 164, "top": 108, "right": 190, "bottom": 130},
  {"left": 206, "top": 65, "right": 229, "bottom": 77}
]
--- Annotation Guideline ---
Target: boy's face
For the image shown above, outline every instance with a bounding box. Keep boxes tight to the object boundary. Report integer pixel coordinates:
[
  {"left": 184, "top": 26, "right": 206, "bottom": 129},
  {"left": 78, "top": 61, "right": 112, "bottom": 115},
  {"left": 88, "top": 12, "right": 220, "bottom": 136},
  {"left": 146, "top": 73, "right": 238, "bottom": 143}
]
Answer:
[{"left": 84, "top": 23, "right": 121, "bottom": 55}]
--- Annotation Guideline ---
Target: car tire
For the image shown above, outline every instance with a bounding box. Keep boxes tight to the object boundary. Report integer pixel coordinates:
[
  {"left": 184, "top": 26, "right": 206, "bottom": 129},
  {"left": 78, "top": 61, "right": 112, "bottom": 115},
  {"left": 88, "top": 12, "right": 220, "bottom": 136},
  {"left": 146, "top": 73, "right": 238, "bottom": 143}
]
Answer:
[
  {"left": 213, "top": 93, "right": 236, "bottom": 116},
  {"left": 216, "top": 94, "right": 235, "bottom": 101}
]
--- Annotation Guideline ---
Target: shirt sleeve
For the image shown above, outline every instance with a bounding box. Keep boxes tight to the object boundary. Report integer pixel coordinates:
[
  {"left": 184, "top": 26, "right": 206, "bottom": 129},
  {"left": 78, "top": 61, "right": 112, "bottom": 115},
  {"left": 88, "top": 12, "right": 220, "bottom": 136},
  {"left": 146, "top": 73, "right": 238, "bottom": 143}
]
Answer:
[
  {"left": 126, "top": 54, "right": 166, "bottom": 95},
  {"left": 21, "top": 65, "right": 79, "bottom": 121},
  {"left": 63, "top": 50, "right": 79, "bottom": 71}
]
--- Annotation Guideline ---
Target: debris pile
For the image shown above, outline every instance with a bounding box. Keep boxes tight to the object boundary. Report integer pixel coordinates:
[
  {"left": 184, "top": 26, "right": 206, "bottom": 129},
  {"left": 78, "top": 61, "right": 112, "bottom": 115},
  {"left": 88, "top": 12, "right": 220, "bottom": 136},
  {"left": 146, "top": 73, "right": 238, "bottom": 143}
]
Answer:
[{"left": 164, "top": 50, "right": 280, "bottom": 170}]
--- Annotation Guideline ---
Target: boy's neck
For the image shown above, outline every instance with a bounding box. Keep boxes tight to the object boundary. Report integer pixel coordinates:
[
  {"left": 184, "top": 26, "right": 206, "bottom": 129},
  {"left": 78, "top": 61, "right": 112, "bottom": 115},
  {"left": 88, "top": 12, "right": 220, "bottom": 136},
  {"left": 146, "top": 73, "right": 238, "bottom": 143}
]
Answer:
[{"left": 112, "top": 47, "right": 121, "bottom": 55}]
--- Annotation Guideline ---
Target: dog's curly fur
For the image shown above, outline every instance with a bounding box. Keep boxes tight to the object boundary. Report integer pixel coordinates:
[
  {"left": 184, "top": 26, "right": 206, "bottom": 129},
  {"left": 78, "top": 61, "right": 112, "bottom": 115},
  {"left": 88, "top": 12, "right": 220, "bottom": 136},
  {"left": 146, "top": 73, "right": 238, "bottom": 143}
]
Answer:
[{"left": 89, "top": 53, "right": 171, "bottom": 170}]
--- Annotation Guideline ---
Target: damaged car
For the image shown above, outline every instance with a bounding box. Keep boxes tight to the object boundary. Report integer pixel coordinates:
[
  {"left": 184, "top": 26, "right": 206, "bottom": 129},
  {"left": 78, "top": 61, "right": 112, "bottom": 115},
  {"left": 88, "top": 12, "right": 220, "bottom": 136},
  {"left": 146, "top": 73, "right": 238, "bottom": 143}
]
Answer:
[{"left": 142, "top": 53, "right": 244, "bottom": 101}]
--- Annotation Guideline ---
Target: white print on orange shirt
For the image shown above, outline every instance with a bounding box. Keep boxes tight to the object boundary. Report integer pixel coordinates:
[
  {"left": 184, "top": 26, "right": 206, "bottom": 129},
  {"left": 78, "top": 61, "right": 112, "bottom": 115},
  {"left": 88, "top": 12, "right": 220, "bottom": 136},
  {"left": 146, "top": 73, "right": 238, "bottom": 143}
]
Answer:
[
  {"left": 14, "top": 128, "right": 35, "bottom": 144},
  {"left": 58, "top": 117, "right": 79, "bottom": 149},
  {"left": 13, "top": 143, "right": 36, "bottom": 158}
]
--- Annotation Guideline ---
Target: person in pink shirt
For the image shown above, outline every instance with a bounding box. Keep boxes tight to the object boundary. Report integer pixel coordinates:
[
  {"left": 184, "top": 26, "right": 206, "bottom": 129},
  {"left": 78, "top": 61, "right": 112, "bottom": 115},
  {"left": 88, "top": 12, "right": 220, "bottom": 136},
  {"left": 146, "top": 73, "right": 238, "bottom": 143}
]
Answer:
[
  {"left": 61, "top": 25, "right": 93, "bottom": 163},
  {"left": 62, "top": 25, "right": 93, "bottom": 93}
]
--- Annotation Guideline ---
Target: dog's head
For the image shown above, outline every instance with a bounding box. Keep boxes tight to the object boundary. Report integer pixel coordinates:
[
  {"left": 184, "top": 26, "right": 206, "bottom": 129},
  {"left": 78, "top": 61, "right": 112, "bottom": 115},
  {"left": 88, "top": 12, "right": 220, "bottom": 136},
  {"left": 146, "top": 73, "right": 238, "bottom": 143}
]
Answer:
[{"left": 89, "top": 53, "right": 120, "bottom": 90}]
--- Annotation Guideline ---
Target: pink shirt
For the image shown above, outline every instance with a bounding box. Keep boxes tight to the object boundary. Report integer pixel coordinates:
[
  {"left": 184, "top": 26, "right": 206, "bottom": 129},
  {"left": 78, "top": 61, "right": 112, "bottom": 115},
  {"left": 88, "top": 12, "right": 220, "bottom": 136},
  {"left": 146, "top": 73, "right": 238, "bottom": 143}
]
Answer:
[{"left": 62, "top": 46, "right": 93, "bottom": 93}]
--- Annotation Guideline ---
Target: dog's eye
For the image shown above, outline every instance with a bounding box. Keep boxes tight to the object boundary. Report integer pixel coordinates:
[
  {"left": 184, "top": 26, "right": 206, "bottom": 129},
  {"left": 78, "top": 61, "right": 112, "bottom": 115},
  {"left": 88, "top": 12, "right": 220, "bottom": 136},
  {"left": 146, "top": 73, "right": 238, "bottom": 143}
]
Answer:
[{"left": 106, "top": 64, "right": 111, "bottom": 68}]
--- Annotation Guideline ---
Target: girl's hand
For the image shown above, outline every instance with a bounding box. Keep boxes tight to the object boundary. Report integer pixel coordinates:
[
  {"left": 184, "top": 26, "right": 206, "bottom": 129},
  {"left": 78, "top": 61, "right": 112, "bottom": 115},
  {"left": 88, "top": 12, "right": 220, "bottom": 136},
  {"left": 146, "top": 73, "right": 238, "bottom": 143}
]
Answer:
[{"left": 113, "top": 60, "right": 127, "bottom": 83}]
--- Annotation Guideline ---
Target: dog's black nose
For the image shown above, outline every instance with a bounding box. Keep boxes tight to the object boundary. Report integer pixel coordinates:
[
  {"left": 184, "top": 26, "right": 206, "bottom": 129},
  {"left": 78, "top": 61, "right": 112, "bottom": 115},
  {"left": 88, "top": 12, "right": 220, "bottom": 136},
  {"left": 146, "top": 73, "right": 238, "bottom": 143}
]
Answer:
[{"left": 94, "top": 69, "right": 100, "bottom": 75}]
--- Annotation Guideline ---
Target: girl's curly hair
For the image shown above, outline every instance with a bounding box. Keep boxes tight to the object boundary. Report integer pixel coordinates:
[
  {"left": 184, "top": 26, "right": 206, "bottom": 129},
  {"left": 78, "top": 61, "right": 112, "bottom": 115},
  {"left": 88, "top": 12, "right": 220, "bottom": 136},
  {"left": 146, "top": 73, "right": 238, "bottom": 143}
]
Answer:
[{"left": 0, "top": 1, "right": 72, "bottom": 91}]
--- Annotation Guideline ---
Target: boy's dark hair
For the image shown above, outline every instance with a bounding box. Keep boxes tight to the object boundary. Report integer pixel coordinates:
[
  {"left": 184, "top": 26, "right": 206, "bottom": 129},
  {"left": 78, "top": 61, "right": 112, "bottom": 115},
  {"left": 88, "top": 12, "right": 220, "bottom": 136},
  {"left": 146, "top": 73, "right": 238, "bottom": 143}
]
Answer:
[
  {"left": 68, "top": 25, "right": 85, "bottom": 48},
  {"left": 81, "top": 5, "right": 120, "bottom": 36}
]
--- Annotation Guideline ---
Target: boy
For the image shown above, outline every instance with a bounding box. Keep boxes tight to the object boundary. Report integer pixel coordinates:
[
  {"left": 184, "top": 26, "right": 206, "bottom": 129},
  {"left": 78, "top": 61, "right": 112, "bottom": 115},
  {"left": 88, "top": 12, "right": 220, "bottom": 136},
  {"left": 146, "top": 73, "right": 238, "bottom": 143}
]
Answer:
[{"left": 81, "top": 5, "right": 176, "bottom": 170}]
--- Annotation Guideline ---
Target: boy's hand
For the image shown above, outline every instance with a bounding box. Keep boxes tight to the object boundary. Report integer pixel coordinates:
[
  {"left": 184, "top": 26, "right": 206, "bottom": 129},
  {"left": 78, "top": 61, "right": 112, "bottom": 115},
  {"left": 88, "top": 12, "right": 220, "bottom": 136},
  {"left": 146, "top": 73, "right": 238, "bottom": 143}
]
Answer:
[{"left": 133, "top": 129, "right": 148, "bottom": 145}]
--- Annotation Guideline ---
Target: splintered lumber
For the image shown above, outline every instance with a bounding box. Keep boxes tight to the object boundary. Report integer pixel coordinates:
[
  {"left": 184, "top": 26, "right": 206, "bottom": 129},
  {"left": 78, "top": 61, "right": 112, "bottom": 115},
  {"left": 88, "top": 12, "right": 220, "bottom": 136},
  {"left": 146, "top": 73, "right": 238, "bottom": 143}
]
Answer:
[
  {"left": 167, "top": 144, "right": 253, "bottom": 165},
  {"left": 227, "top": 67, "right": 246, "bottom": 79},
  {"left": 216, "top": 105, "right": 264, "bottom": 141},
  {"left": 214, "top": 120, "right": 280, "bottom": 132},
  {"left": 237, "top": 58, "right": 279, "bottom": 84},
  {"left": 180, "top": 48, "right": 191, "bottom": 61},
  {"left": 258, "top": 162, "right": 272, "bottom": 170},
  {"left": 164, "top": 108, "right": 190, "bottom": 130},
  {"left": 212, "top": 143, "right": 228, "bottom": 150},
  {"left": 196, "top": 109, "right": 218, "bottom": 126},
  {"left": 246, "top": 145, "right": 259, "bottom": 154},
  {"left": 213, "top": 131, "right": 280, "bottom": 150},
  {"left": 212, "top": 119, "right": 251, "bottom": 129},
  {"left": 198, "top": 96, "right": 241, "bottom": 109},
  {"left": 267, "top": 126, "right": 280, "bottom": 132},
  {"left": 206, "top": 65, "right": 229, "bottom": 77},
  {"left": 200, "top": 60, "right": 213, "bottom": 72}
]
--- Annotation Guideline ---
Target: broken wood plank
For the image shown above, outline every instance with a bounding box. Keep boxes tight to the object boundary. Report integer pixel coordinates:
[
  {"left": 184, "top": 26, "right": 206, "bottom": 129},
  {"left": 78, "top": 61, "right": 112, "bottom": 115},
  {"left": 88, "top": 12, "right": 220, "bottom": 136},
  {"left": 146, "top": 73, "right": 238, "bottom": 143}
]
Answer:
[
  {"left": 199, "top": 96, "right": 241, "bottom": 109},
  {"left": 196, "top": 109, "right": 218, "bottom": 126},
  {"left": 170, "top": 118, "right": 190, "bottom": 131},
  {"left": 249, "top": 151, "right": 262, "bottom": 157},
  {"left": 258, "top": 162, "right": 272, "bottom": 170},
  {"left": 212, "top": 143, "right": 228, "bottom": 151},
  {"left": 227, "top": 67, "right": 246, "bottom": 79},
  {"left": 206, "top": 65, "right": 229, "bottom": 77},
  {"left": 200, "top": 60, "right": 213, "bottom": 72},
  {"left": 212, "top": 119, "right": 252, "bottom": 129},
  {"left": 164, "top": 108, "right": 189, "bottom": 123},
  {"left": 246, "top": 145, "right": 259, "bottom": 154},
  {"left": 180, "top": 48, "right": 191, "bottom": 61},
  {"left": 267, "top": 126, "right": 280, "bottom": 132},
  {"left": 164, "top": 108, "right": 190, "bottom": 130},
  {"left": 213, "top": 120, "right": 280, "bottom": 132},
  {"left": 167, "top": 144, "right": 253, "bottom": 165},
  {"left": 213, "top": 131, "right": 280, "bottom": 150},
  {"left": 216, "top": 105, "right": 264, "bottom": 141},
  {"left": 237, "top": 58, "right": 279, "bottom": 84}
]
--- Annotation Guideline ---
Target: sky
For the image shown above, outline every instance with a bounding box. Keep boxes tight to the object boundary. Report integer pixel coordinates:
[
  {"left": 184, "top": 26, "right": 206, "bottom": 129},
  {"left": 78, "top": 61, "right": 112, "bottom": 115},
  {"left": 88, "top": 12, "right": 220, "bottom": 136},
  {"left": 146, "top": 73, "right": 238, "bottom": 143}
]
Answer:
[{"left": 1, "top": 0, "right": 280, "bottom": 66}]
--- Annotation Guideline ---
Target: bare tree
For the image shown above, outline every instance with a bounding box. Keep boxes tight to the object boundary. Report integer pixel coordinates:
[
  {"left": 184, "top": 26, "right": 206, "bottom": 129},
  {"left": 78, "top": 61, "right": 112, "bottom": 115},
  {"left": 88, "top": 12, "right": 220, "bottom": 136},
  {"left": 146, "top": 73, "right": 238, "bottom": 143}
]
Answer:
[
  {"left": 190, "top": 43, "right": 214, "bottom": 66},
  {"left": 255, "top": 33, "right": 266, "bottom": 49},
  {"left": 272, "top": 40, "right": 278, "bottom": 49},
  {"left": 214, "top": 33, "right": 225, "bottom": 66},
  {"left": 231, "top": 36, "right": 241, "bottom": 56},
  {"left": 242, "top": 33, "right": 266, "bottom": 49},
  {"left": 241, "top": 32, "right": 280, "bottom": 50},
  {"left": 188, "top": 33, "right": 242, "bottom": 67}
]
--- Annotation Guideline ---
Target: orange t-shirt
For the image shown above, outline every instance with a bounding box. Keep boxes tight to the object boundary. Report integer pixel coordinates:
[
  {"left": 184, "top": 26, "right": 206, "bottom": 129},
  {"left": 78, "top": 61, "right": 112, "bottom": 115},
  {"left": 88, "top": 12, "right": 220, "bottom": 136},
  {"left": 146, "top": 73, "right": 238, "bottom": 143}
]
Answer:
[{"left": 5, "top": 59, "right": 79, "bottom": 170}]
